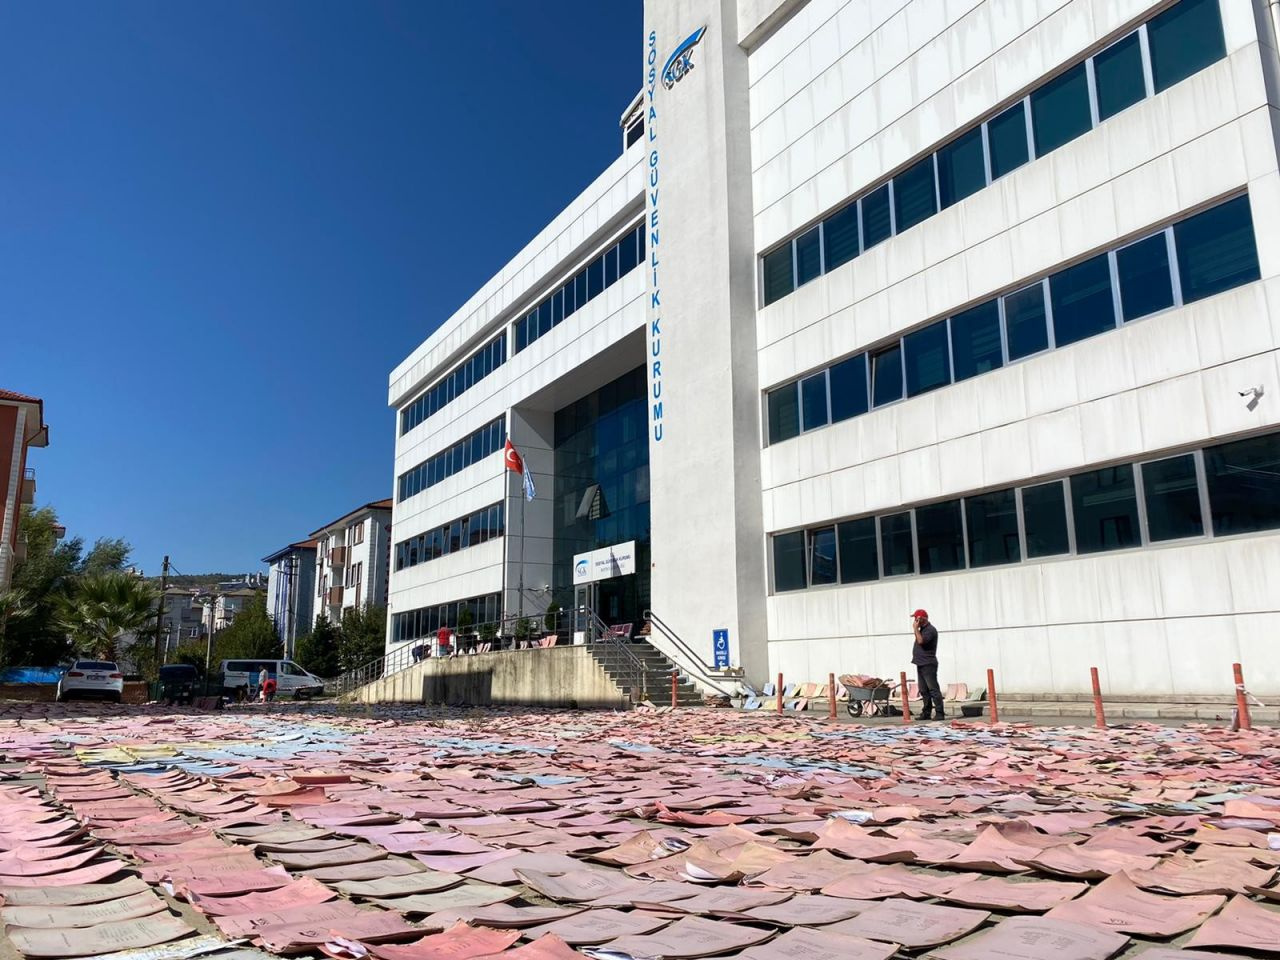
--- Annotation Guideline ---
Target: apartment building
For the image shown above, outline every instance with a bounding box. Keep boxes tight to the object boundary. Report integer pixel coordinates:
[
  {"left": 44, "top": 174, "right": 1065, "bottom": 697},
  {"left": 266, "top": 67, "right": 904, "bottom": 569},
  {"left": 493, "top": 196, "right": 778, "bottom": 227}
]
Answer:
[
  {"left": 312, "top": 499, "right": 393, "bottom": 625},
  {"left": 0, "top": 388, "right": 49, "bottom": 588}
]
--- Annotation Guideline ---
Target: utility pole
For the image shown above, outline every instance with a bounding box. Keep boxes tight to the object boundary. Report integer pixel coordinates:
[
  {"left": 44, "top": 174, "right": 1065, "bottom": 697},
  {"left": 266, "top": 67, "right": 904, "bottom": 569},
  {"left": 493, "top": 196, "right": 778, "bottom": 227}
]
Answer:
[{"left": 153, "top": 555, "right": 170, "bottom": 664}]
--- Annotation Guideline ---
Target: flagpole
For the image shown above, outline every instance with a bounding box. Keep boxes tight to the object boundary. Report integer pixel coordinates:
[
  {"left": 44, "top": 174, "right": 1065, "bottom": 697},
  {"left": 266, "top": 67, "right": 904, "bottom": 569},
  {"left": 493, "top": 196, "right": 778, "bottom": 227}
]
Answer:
[{"left": 518, "top": 485, "right": 526, "bottom": 623}]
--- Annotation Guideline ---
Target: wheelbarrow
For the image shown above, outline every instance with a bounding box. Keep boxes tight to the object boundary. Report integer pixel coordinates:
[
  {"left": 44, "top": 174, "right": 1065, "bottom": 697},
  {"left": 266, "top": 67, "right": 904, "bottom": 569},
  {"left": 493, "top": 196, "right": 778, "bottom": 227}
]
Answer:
[{"left": 843, "top": 680, "right": 892, "bottom": 717}]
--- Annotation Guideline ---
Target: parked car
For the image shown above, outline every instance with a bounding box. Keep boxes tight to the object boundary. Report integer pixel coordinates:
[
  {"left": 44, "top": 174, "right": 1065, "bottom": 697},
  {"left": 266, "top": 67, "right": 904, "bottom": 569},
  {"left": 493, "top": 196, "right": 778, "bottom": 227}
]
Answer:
[
  {"left": 157, "top": 663, "right": 199, "bottom": 705},
  {"left": 219, "top": 659, "right": 325, "bottom": 700},
  {"left": 57, "top": 660, "right": 124, "bottom": 703}
]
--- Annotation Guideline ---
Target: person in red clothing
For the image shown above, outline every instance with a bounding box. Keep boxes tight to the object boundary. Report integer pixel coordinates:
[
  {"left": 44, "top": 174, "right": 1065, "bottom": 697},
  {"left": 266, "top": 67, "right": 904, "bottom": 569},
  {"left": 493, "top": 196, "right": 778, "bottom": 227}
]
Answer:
[{"left": 436, "top": 624, "right": 453, "bottom": 658}]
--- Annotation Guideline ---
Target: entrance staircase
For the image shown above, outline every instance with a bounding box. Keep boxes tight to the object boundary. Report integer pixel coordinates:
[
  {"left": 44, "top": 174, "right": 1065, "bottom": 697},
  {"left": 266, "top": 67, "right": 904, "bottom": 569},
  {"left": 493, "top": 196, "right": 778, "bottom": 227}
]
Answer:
[{"left": 586, "top": 638, "right": 703, "bottom": 706}]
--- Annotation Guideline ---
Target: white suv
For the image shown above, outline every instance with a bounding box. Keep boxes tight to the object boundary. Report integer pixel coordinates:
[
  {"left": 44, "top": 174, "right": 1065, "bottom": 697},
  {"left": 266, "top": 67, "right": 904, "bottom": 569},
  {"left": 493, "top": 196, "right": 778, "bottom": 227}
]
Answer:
[{"left": 57, "top": 661, "right": 125, "bottom": 703}]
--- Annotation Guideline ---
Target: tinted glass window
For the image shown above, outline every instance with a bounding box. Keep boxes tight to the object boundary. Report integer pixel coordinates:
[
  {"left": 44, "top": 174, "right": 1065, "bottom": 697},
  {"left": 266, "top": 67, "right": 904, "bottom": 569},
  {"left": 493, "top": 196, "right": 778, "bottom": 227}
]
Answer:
[
  {"left": 1094, "top": 32, "right": 1146, "bottom": 122},
  {"left": 1071, "top": 465, "right": 1140, "bottom": 554},
  {"left": 893, "top": 156, "right": 938, "bottom": 233},
  {"left": 938, "top": 126, "right": 987, "bottom": 209},
  {"left": 988, "top": 102, "right": 1030, "bottom": 180},
  {"left": 966, "top": 489, "right": 1021, "bottom": 567},
  {"left": 763, "top": 246, "right": 794, "bottom": 305},
  {"left": 1117, "top": 233, "right": 1174, "bottom": 321},
  {"left": 1142, "top": 454, "right": 1204, "bottom": 542},
  {"left": 915, "top": 500, "right": 965, "bottom": 574},
  {"left": 861, "top": 183, "right": 893, "bottom": 251},
  {"left": 795, "top": 227, "right": 822, "bottom": 287},
  {"left": 950, "top": 300, "right": 1003, "bottom": 381},
  {"left": 823, "top": 203, "right": 860, "bottom": 271},
  {"left": 880, "top": 512, "right": 915, "bottom": 576},
  {"left": 1031, "top": 63, "right": 1093, "bottom": 156},
  {"left": 871, "top": 344, "right": 903, "bottom": 408},
  {"left": 1174, "top": 195, "right": 1260, "bottom": 304},
  {"left": 604, "top": 246, "right": 619, "bottom": 286},
  {"left": 837, "top": 517, "right": 879, "bottom": 583},
  {"left": 1148, "top": 0, "right": 1227, "bottom": 94},
  {"left": 1022, "top": 481, "right": 1071, "bottom": 558},
  {"left": 829, "top": 354, "right": 869, "bottom": 423},
  {"left": 904, "top": 321, "right": 952, "bottom": 397},
  {"left": 1050, "top": 253, "right": 1116, "bottom": 347},
  {"left": 619, "top": 228, "right": 639, "bottom": 274},
  {"left": 767, "top": 385, "right": 800, "bottom": 445},
  {"left": 773, "top": 531, "right": 807, "bottom": 592},
  {"left": 1004, "top": 282, "right": 1050, "bottom": 360},
  {"left": 1205, "top": 433, "right": 1280, "bottom": 535},
  {"left": 808, "top": 526, "right": 838, "bottom": 586},
  {"left": 801, "top": 373, "right": 829, "bottom": 431},
  {"left": 587, "top": 257, "right": 604, "bottom": 299}
]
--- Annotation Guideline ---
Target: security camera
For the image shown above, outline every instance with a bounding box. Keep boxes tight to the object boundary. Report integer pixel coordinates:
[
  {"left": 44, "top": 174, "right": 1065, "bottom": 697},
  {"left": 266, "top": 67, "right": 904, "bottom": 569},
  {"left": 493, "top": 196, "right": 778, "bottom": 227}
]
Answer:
[{"left": 1240, "top": 385, "right": 1264, "bottom": 411}]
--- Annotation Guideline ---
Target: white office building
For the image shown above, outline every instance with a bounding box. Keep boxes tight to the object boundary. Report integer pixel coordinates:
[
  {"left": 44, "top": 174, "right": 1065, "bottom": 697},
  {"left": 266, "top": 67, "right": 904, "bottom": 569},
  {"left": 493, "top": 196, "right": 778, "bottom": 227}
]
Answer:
[{"left": 388, "top": 0, "right": 1280, "bottom": 698}]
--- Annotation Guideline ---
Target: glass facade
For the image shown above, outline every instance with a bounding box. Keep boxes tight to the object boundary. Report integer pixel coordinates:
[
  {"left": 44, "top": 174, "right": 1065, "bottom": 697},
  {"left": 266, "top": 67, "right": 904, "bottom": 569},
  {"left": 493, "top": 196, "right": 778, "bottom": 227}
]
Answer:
[{"left": 552, "top": 367, "right": 651, "bottom": 623}]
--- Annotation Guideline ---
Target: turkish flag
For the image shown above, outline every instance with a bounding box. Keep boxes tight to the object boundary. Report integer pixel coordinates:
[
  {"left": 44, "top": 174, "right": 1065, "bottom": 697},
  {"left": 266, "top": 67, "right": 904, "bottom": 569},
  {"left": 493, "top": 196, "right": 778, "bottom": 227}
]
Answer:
[{"left": 503, "top": 438, "right": 524, "bottom": 475}]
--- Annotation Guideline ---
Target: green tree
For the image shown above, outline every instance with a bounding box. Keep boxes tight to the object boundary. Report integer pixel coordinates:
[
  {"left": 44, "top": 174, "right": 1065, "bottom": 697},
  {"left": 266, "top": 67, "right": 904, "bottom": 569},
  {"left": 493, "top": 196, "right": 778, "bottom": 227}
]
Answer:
[
  {"left": 294, "top": 615, "right": 341, "bottom": 678},
  {"left": 337, "top": 604, "right": 386, "bottom": 673},
  {"left": 210, "top": 595, "right": 279, "bottom": 663},
  {"left": 6, "top": 506, "right": 85, "bottom": 665},
  {"left": 57, "top": 572, "right": 157, "bottom": 661},
  {"left": 0, "top": 588, "right": 34, "bottom": 670}
]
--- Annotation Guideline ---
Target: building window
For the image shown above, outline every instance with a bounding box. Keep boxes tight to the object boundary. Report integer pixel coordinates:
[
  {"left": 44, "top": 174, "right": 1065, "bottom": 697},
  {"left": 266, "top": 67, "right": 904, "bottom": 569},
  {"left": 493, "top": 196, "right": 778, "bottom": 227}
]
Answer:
[
  {"left": 966, "top": 489, "right": 1020, "bottom": 568},
  {"left": 880, "top": 512, "right": 914, "bottom": 576},
  {"left": 903, "top": 321, "right": 951, "bottom": 398},
  {"left": 763, "top": 192, "right": 1260, "bottom": 449},
  {"left": 1050, "top": 253, "right": 1115, "bottom": 348},
  {"left": 1116, "top": 234, "right": 1175, "bottom": 321},
  {"left": 949, "top": 301, "right": 1003, "bottom": 382},
  {"left": 808, "top": 526, "right": 838, "bottom": 586},
  {"left": 871, "top": 344, "right": 903, "bottom": 408},
  {"left": 1174, "top": 195, "right": 1260, "bottom": 305},
  {"left": 937, "top": 127, "right": 985, "bottom": 210},
  {"left": 1205, "top": 433, "right": 1280, "bottom": 536},
  {"left": 771, "top": 430, "right": 1280, "bottom": 593},
  {"left": 351, "top": 522, "right": 365, "bottom": 545},
  {"left": 757, "top": 0, "right": 1227, "bottom": 308},
  {"left": 773, "top": 531, "right": 807, "bottom": 592},
  {"left": 1147, "top": 0, "right": 1226, "bottom": 94},
  {"left": 1004, "top": 281, "right": 1050, "bottom": 362},
  {"left": 837, "top": 517, "right": 878, "bottom": 584},
  {"left": 800, "top": 372, "right": 829, "bottom": 432},
  {"left": 823, "top": 203, "right": 860, "bottom": 271},
  {"left": 767, "top": 384, "right": 800, "bottom": 445},
  {"left": 1142, "top": 454, "right": 1204, "bottom": 542},
  {"left": 1093, "top": 32, "right": 1147, "bottom": 123},
  {"left": 1030, "top": 62, "right": 1092, "bottom": 156},
  {"left": 516, "top": 223, "right": 644, "bottom": 352},
  {"left": 1071, "top": 466, "right": 1140, "bottom": 554},
  {"left": 397, "top": 417, "right": 505, "bottom": 503},
  {"left": 401, "top": 332, "right": 507, "bottom": 435},
  {"left": 915, "top": 499, "right": 965, "bottom": 575},
  {"left": 828, "top": 354, "right": 869, "bottom": 423}
]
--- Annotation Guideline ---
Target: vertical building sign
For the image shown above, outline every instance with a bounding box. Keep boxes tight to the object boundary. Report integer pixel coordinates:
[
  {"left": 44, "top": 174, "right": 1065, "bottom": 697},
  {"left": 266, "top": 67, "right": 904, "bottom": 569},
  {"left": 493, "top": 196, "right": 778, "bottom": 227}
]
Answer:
[{"left": 645, "top": 30, "right": 664, "bottom": 443}]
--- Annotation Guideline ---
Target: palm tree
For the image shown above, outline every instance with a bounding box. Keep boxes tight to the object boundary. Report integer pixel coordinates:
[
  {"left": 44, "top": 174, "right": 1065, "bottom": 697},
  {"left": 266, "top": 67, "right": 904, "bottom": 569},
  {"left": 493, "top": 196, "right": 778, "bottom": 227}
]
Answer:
[
  {"left": 0, "top": 588, "right": 35, "bottom": 669},
  {"left": 57, "top": 572, "right": 157, "bottom": 662}
]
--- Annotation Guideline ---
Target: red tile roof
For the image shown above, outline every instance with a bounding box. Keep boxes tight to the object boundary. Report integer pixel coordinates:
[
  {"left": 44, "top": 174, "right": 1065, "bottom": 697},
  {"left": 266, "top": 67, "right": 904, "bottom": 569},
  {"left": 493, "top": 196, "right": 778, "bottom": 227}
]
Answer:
[{"left": 0, "top": 389, "right": 41, "bottom": 404}]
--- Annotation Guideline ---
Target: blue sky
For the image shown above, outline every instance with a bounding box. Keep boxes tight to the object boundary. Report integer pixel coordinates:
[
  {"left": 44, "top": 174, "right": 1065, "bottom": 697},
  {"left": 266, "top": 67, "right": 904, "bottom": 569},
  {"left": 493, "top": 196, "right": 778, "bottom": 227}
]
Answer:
[{"left": 0, "top": 1, "right": 641, "bottom": 574}]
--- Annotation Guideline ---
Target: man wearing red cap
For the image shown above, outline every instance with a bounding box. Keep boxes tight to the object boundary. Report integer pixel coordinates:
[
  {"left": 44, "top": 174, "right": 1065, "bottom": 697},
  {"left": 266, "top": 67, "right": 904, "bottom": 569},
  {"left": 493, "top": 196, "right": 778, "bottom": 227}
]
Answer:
[{"left": 911, "top": 609, "right": 944, "bottom": 721}]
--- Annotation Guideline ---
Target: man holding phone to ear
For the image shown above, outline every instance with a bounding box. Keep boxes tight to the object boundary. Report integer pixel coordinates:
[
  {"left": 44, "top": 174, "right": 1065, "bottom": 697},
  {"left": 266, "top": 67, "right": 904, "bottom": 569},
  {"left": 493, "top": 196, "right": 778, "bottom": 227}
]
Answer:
[{"left": 911, "top": 609, "right": 945, "bottom": 721}]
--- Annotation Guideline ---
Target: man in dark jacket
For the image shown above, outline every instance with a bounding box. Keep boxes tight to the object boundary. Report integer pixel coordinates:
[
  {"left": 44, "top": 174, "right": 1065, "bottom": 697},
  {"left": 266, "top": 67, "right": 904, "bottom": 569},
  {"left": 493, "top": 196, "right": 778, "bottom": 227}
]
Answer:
[{"left": 911, "top": 609, "right": 945, "bottom": 721}]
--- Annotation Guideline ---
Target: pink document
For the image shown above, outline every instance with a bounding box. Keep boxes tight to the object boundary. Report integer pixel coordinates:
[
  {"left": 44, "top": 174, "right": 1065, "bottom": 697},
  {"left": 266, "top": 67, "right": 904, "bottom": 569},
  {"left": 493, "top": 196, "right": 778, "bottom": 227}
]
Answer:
[
  {"left": 930, "top": 915, "right": 1129, "bottom": 960},
  {"left": 1185, "top": 894, "right": 1280, "bottom": 953}
]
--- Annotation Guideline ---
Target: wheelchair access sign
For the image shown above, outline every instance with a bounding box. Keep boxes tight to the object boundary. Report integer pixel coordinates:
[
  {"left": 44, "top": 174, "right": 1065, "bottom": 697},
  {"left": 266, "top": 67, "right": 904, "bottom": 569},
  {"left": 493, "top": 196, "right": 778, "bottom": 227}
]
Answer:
[{"left": 712, "top": 628, "right": 730, "bottom": 669}]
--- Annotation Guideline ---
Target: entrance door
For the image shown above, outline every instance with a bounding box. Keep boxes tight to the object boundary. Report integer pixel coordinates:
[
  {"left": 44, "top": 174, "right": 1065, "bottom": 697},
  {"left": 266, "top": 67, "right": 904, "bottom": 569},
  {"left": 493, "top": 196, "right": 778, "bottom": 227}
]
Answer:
[{"left": 574, "top": 583, "right": 598, "bottom": 643}]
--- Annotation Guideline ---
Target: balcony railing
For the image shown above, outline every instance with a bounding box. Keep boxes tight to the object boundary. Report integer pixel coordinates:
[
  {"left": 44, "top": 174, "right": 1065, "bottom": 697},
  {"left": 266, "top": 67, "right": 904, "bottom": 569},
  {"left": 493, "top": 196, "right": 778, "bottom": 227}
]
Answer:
[
  {"left": 329, "top": 546, "right": 348, "bottom": 566},
  {"left": 20, "top": 468, "right": 34, "bottom": 505},
  {"left": 326, "top": 586, "right": 344, "bottom": 605}
]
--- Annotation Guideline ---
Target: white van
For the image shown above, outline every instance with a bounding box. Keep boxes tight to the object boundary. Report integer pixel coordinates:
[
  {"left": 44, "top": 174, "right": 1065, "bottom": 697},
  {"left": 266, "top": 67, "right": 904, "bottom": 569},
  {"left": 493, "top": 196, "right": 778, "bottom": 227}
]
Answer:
[{"left": 220, "top": 659, "right": 325, "bottom": 700}]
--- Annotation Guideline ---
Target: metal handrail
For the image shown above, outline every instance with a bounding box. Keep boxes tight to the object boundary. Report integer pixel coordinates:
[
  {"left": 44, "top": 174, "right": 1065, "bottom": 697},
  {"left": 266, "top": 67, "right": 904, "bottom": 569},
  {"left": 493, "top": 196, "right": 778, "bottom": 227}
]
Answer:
[
  {"left": 581, "top": 607, "right": 650, "bottom": 703},
  {"left": 643, "top": 609, "right": 737, "bottom": 698},
  {"left": 324, "top": 610, "right": 571, "bottom": 697}
]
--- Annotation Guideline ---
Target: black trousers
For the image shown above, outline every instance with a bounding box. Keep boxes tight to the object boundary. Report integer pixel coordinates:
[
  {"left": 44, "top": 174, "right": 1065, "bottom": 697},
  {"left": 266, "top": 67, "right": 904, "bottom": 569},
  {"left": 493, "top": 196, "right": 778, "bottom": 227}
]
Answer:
[{"left": 916, "top": 663, "right": 945, "bottom": 717}]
